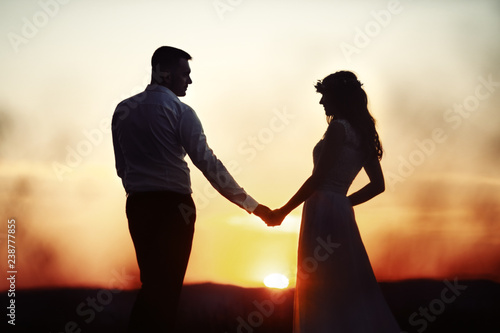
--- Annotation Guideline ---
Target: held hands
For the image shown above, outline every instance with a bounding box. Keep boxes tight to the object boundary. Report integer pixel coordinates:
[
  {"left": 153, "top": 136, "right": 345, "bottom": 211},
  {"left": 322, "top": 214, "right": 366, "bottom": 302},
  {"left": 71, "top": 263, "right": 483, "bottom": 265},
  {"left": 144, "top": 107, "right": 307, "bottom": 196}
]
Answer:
[
  {"left": 267, "top": 208, "right": 287, "bottom": 227},
  {"left": 253, "top": 204, "right": 274, "bottom": 225},
  {"left": 253, "top": 204, "right": 288, "bottom": 227}
]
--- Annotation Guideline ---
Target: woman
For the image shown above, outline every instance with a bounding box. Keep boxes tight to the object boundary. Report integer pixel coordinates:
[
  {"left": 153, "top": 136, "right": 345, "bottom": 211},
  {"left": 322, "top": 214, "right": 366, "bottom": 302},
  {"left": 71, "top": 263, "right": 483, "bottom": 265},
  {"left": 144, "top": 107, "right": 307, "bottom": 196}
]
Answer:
[{"left": 271, "top": 71, "right": 401, "bottom": 332}]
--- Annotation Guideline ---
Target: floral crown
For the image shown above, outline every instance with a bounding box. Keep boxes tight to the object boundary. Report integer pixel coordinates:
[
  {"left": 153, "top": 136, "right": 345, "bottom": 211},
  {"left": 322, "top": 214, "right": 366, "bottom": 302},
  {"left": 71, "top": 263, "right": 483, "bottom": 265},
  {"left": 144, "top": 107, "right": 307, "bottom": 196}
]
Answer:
[{"left": 315, "top": 77, "right": 363, "bottom": 92}]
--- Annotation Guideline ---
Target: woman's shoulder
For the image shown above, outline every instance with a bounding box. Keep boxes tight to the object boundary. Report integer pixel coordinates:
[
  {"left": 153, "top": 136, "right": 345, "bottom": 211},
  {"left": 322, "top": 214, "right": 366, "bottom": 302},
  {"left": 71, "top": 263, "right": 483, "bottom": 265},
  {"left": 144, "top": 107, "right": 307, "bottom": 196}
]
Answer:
[
  {"left": 331, "top": 118, "right": 349, "bottom": 127},
  {"left": 329, "top": 118, "right": 351, "bottom": 135},
  {"left": 331, "top": 119, "right": 360, "bottom": 146},
  {"left": 325, "top": 119, "right": 347, "bottom": 139}
]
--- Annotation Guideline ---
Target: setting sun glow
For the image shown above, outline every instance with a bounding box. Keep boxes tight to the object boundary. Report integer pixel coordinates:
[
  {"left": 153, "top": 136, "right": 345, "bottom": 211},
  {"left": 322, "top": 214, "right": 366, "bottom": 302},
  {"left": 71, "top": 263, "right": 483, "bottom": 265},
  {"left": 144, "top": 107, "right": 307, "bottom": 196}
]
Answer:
[
  {"left": 264, "top": 274, "right": 290, "bottom": 289},
  {"left": 0, "top": 0, "right": 499, "bottom": 294}
]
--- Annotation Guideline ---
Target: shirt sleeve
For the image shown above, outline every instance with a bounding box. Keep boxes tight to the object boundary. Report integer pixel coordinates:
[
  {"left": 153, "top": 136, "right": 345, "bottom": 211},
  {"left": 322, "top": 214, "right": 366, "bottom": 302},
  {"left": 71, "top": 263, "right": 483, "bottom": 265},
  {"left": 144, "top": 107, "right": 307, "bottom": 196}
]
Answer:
[
  {"left": 111, "top": 110, "right": 126, "bottom": 180},
  {"left": 178, "top": 107, "right": 259, "bottom": 213}
]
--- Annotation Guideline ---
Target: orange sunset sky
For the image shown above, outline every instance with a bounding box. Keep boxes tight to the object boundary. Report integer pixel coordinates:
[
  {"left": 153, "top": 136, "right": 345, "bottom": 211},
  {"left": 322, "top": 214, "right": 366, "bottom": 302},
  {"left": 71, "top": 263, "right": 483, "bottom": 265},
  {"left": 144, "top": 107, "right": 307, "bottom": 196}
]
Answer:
[{"left": 1, "top": 0, "right": 500, "bottom": 291}]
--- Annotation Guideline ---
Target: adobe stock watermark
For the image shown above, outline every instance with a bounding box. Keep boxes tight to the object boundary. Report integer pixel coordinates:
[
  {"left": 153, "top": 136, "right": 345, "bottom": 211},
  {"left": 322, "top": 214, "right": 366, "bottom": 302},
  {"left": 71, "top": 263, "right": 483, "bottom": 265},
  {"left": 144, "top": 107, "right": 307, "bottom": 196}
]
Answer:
[
  {"left": 179, "top": 106, "right": 295, "bottom": 219},
  {"left": 340, "top": 0, "right": 404, "bottom": 63},
  {"left": 237, "top": 107, "right": 295, "bottom": 163},
  {"left": 52, "top": 67, "right": 152, "bottom": 182},
  {"left": 7, "top": 0, "right": 72, "bottom": 53},
  {"left": 297, "top": 234, "right": 341, "bottom": 280},
  {"left": 234, "top": 235, "right": 340, "bottom": 333},
  {"left": 387, "top": 74, "right": 499, "bottom": 191},
  {"left": 233, "top": 289, "right": 288, "bottom": 333},
  {"left": 401, "top": 278, "right": 467, "bottom": 333},
  {"left": 50, "top": 267, "right": 134, "bottom": 333},
  {"left": 52, "top": 119, "right": 111, "bottom": 181},
  {"left": 213, "top": 0, "right": 244, "bottom": 21}
]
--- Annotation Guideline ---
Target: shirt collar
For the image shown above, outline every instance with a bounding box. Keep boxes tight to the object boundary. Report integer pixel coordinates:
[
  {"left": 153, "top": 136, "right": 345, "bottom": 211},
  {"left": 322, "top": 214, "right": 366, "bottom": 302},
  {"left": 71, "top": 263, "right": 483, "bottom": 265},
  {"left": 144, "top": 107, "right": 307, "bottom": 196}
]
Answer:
[{"left": 145, "top": 84, "right": 178, "bottom": 99}]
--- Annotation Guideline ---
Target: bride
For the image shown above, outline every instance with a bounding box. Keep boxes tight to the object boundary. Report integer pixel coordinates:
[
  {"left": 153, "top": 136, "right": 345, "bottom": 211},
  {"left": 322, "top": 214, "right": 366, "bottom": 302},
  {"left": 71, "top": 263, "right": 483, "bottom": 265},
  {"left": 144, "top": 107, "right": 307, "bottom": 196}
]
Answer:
[{"left": 268, "top": 71, "right": 401, "bottom": 332}]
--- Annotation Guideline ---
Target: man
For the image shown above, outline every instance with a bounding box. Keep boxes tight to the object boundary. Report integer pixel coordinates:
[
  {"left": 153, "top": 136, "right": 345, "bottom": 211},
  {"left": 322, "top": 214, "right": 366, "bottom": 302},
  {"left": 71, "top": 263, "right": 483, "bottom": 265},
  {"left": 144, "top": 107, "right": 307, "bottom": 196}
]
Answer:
[{"left": 112, "top": 46, "right": 272, "bottom": 332}]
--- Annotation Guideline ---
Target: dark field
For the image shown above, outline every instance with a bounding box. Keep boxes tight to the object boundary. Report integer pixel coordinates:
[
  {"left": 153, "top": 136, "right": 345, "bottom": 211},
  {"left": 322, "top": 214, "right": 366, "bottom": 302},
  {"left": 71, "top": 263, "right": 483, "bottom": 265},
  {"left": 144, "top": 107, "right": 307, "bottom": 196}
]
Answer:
[{"left": 2, "top": 279, "right": 499, "bottom": 333}]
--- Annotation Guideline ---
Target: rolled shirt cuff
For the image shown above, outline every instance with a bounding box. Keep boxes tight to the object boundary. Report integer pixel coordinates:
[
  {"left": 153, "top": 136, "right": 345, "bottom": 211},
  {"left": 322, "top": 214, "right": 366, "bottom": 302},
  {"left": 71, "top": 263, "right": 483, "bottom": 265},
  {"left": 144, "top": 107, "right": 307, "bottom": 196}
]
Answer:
[{"left": 241, "top": 195, "right": 259, "bottom": 213}]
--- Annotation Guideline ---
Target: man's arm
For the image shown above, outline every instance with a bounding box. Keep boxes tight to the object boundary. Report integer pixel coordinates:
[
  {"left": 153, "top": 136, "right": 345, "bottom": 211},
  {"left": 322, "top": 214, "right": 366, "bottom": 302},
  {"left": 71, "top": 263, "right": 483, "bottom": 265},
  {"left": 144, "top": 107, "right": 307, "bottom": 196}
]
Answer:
[
  {"left": 111, "top": 111, "right": 126, "bottom": 180},
  {"left": 178, "top": 107, "right": 259, "bottom": 213}
]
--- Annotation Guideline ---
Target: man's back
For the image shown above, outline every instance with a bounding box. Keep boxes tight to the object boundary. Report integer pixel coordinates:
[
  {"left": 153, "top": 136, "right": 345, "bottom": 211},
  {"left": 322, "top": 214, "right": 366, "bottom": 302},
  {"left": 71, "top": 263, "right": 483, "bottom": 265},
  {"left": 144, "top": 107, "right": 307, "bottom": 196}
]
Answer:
[{"left": 112, "top": 84, "right": 192, "bottom": 194}]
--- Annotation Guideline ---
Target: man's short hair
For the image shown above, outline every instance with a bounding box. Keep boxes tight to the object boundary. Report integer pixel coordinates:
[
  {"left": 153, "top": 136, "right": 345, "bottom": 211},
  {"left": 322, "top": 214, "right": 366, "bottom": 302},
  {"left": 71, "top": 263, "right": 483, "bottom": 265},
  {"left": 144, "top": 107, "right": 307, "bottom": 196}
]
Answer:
[{"left": 151, "top": 46, "right": 191, "bottom": 72}]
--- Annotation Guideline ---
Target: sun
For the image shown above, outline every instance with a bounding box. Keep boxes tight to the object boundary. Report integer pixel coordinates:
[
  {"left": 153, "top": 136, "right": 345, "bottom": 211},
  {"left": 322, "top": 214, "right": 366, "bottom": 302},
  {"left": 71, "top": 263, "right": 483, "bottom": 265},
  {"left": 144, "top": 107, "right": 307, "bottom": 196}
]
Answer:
[{"left": 263, "top": 273, "right": 289, "bottom": 289}]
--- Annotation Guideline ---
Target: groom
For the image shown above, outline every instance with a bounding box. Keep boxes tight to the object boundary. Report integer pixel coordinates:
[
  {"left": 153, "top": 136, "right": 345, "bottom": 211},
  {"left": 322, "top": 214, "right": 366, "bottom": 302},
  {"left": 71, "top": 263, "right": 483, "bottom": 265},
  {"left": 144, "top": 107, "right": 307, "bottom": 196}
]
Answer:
[{"left": 112, "top": 46, "right": 272, "bottom": 332}]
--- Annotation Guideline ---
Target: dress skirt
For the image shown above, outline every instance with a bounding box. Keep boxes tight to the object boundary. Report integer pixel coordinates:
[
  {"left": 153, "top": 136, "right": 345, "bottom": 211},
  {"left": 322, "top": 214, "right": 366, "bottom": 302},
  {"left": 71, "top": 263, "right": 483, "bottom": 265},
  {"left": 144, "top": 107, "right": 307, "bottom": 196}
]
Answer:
[{"left": 293, "top": 190, "right": 400, "bottom": 333}]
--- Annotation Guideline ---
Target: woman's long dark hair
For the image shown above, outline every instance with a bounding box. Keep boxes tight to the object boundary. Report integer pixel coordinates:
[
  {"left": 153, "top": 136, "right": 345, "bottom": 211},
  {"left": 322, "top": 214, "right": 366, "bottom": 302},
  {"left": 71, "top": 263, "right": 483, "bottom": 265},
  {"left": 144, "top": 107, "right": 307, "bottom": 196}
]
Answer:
[{"left": 315, "top": 71, "right": 383, "bottom": 160}]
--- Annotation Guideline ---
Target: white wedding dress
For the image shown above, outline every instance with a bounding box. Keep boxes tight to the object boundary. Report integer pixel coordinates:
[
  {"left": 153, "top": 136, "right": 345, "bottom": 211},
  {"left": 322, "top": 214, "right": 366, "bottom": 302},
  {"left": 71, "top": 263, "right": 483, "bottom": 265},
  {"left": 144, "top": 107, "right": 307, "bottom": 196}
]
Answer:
[{"left": 293, "top": 119, "right": 400, "bottom": 333}]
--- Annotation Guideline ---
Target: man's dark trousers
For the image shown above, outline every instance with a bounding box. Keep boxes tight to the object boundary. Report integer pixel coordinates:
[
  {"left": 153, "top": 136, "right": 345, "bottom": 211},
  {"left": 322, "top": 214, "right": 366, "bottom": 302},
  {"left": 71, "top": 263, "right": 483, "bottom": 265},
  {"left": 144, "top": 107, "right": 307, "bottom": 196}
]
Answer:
[{"left": 125, "top": 191, "right": 196, "bottom": 333}]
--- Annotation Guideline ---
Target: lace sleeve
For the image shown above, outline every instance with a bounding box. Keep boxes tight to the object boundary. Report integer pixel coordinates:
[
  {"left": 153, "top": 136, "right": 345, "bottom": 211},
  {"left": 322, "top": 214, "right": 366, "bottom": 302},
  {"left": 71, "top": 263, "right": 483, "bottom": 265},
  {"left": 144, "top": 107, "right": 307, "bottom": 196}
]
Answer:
[{"left": 332, "top": 119, "right": 361, "bottom": 148}]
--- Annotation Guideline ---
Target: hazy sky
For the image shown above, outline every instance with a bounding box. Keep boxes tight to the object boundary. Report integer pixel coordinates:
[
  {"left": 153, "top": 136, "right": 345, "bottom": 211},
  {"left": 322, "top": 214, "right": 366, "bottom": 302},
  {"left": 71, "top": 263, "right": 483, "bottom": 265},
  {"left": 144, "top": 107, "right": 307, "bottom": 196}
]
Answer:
[{"left": 1, "top": 0, "right": 499, "bottom": 290}]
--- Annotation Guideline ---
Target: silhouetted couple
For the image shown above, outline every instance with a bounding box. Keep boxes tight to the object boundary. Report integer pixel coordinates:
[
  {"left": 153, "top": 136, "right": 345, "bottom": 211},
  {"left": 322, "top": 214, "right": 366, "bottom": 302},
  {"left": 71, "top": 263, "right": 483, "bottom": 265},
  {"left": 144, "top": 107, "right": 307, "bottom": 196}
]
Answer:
[{"left": 112, "top": 46, "right": 400, "bottom": 332}]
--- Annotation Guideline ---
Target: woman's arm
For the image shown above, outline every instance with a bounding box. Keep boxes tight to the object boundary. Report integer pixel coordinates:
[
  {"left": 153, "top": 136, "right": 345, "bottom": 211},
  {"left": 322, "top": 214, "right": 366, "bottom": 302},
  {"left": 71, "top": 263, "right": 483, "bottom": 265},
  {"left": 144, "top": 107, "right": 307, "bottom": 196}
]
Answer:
[
  {"left": 276, "top": 121, "right": 346, "bottom": 218},
  {"left": 347, "top": 156, "right": 385, "bottom": 206}
]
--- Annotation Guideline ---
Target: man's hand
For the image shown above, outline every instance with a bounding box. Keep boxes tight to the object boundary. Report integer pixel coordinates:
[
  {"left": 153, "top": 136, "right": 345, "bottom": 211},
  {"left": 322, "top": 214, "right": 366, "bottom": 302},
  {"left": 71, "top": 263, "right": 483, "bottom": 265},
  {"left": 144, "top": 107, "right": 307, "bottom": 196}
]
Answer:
[
  {"left": 253, "top": 204, "right": 273, "bottom": 224},
  {"left": 266, "top": 209, "right": 286, "bottom": 227},
  {"left": 253, "top": 204, "right": 287, "bottom": 227}
]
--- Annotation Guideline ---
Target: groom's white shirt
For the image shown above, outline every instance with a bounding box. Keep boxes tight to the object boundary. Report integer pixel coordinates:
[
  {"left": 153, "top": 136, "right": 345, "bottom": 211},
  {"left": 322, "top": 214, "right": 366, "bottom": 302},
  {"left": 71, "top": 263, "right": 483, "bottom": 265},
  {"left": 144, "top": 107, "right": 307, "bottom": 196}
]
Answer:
[{"left": 112, "top": 84, "right": 258, "bottom": 213}]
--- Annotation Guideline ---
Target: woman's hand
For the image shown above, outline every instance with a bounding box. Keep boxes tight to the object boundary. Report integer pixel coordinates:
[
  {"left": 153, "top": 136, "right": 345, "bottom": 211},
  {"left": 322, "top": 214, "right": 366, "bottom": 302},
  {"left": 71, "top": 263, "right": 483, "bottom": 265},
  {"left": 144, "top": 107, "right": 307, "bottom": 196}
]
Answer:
[
  {"left": 254, "top": 204, "right": 273, "bottom": 223},
  {"left": 266, "top": 208, "right": 288, "bottom": 227}
]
